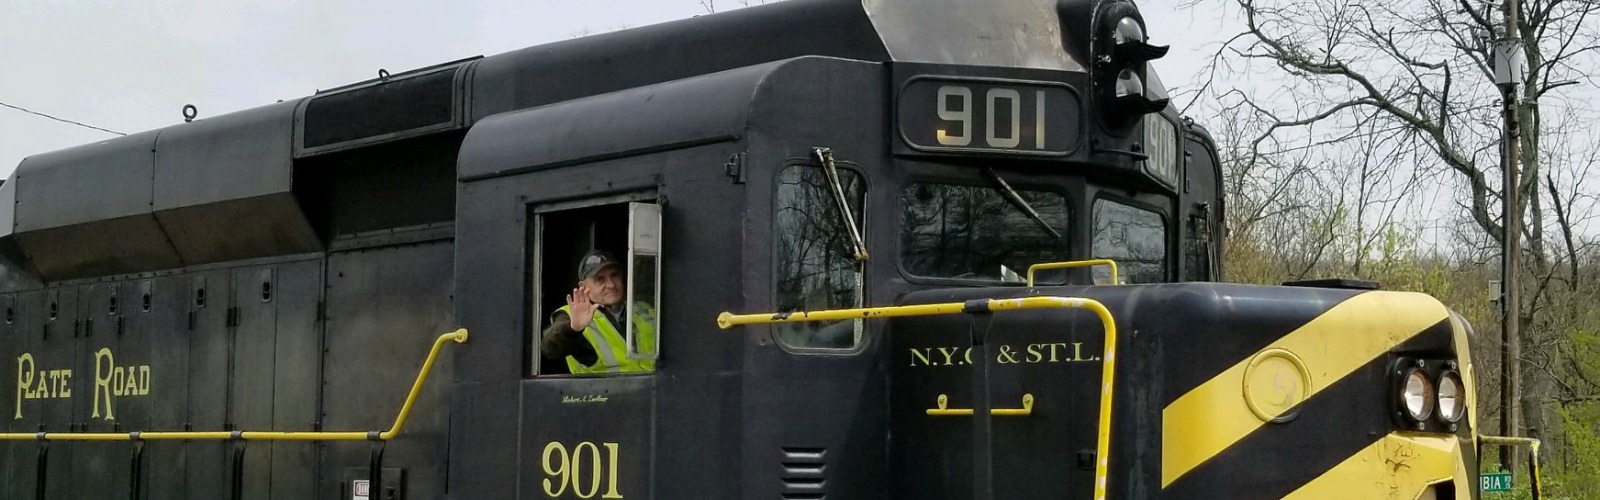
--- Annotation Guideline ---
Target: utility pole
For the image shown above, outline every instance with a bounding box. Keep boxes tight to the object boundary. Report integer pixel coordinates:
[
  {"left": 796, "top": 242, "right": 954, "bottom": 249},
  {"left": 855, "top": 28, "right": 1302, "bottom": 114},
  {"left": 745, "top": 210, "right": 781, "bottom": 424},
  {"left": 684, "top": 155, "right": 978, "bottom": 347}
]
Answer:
[{"left": 1494, "top": 0, "right": 1525, "bottom": 473}]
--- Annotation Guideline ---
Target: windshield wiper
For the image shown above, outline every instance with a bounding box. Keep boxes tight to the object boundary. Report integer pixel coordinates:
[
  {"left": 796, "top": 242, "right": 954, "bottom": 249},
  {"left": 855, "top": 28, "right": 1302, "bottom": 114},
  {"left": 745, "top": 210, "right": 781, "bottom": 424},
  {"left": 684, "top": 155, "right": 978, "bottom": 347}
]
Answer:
[
  {"left": 985, "top": 168, "right": 1064, "bottom": 240},
  {"left": 813, "top": 147, "right": 869, "bottom": 261}
]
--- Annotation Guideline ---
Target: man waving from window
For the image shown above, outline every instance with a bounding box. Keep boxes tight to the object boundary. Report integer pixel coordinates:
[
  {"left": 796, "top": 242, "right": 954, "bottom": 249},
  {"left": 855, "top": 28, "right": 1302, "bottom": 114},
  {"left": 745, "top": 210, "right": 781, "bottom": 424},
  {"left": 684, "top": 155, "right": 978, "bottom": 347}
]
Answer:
[{"left": 542, "top": 250, "right": 657, "bottom": 374}]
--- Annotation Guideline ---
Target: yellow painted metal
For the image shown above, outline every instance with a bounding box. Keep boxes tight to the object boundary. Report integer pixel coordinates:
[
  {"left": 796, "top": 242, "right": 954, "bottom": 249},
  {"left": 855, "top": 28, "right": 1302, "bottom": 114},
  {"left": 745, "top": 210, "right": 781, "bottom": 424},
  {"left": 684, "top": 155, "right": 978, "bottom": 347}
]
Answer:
[
  {"left": 1449, "top": 313, "right": 1481, "bottom": 448},
  {"left": 1026, "top": 259, "right": 1119, "bottom": 286},
  {"left": 379, "top": 328, "right": 469, "bottom": 440},
  {"left": 1240, "top": 348, "right": 1313, "bottom": 423},
  {"left": 0, "top": 328, "right": 469, "bottom": 442},
  {"left": 1161, "top": 292, "right": 1450, "bottom": 488},
  {"left": 927, "top": 393, "right": 1034, "bottom": 417},
  {"left": 718, "top": 301, "right": 970, "bottom": 329},
  {"left": 719, "top": 296, "right": 1118, "bottom": 500},
  {"left": 1479, "top": 435, "right": 1544, "bottom": 498},
  {"left": 1284, "top": 433, "right": 1462, "bottom": 500}
]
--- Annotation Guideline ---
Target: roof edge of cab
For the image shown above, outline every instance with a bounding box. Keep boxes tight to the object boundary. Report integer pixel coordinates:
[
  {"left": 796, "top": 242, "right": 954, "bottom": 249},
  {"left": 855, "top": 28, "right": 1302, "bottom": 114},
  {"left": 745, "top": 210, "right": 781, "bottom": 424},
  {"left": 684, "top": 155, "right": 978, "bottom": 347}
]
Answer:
[{"left": 457, "top": 59, "right": 809, "bottom": 182}]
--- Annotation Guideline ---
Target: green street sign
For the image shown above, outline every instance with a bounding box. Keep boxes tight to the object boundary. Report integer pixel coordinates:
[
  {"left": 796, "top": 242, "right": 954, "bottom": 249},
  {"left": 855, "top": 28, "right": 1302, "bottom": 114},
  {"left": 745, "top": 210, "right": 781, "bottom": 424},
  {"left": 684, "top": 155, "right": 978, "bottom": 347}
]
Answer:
[{"left": 1481, "top": 472, "right": 1514, "bottom": 492}]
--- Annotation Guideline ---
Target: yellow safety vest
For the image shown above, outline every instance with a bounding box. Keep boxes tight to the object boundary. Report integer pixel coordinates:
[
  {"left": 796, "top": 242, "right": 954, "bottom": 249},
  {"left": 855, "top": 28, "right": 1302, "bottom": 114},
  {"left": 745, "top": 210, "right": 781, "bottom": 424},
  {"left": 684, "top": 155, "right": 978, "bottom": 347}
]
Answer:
[{"left": 557, "top": 303, "right": 657, "bottom": 374}]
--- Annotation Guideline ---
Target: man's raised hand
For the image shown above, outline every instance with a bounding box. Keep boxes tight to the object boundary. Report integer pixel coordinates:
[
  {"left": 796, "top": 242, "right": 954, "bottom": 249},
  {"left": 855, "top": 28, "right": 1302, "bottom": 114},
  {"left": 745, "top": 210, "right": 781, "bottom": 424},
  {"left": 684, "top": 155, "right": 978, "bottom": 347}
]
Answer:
[{"left": 566, "top": 285, "right": 599, "bottom": 332}]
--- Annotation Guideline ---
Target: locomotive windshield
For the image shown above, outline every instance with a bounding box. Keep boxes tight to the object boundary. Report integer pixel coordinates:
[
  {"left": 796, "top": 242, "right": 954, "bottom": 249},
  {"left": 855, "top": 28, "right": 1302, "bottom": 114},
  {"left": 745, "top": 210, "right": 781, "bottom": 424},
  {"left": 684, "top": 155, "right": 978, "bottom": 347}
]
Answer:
[
  {"left": 1091, "top": 198, "right": 1168, "bottom": 283},
  {"left": 900, "top": 181, "right": 1071, "bottom": 283},
  {"left": 775, "top": 163, "right": 867, "bottom": 349}
]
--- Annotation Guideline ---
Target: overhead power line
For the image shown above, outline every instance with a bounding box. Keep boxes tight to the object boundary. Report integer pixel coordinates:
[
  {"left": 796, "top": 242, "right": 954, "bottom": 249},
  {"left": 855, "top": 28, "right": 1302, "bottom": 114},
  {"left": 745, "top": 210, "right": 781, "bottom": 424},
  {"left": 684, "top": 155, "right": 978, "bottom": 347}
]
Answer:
[{"left": 0, "top": 100, "right": 126, "bottom": 136}]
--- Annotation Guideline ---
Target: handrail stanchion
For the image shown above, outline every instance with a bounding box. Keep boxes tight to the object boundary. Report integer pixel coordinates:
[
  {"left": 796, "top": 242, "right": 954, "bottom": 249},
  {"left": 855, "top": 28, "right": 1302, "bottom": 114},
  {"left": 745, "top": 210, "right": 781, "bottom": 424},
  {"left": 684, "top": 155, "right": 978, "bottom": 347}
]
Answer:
[
  {"left": 369, "top": 441, "right": 387, "bottom": 500},
  {"left": 129, "top": 440, "right": 145, "bottom": 500},
  {"left": 35, "top": 440, "right": 48, "bottom": 500},
  {"left": 230, "top": 441, "right": 246, "bottom": 500}
]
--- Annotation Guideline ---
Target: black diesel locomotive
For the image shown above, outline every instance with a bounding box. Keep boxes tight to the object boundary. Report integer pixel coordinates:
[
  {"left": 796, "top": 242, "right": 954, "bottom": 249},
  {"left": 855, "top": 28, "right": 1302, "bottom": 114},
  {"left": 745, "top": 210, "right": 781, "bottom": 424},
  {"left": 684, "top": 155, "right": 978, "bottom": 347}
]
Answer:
[{"left": 1, "top": 0, "right": 1487, "bottom": 498}]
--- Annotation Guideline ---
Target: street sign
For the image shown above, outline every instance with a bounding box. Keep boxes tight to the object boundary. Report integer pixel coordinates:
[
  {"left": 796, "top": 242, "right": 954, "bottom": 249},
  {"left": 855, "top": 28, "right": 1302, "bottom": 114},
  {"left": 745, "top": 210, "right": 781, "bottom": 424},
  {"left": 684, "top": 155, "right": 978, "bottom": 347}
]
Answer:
[{"left": 1482, "top": 472, "right": 1514, "bottom": 493}]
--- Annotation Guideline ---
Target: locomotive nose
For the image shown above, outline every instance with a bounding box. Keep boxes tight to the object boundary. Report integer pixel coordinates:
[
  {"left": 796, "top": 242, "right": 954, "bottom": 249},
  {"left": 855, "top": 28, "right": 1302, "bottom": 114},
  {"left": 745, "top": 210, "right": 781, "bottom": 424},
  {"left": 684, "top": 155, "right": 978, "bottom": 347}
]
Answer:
[{"left": 886, "top": 288, "right": 1150, "bottom": 500}]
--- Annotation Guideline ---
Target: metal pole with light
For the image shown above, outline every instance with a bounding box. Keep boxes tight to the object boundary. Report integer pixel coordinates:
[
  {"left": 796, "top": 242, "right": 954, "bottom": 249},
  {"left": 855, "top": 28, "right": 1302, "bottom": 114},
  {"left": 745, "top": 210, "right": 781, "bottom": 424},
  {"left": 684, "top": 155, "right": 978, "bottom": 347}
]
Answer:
[{"left": 1493, "top": 0, "right": 1525, "bottom": 473}]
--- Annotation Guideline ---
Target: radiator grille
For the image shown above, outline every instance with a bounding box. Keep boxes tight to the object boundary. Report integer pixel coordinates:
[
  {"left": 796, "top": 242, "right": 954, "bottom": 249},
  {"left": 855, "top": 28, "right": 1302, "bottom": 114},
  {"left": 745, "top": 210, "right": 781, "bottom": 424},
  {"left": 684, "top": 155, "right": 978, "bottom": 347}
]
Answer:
[{"left": 302, "top": 68, "right": 457, "bottom": 150}]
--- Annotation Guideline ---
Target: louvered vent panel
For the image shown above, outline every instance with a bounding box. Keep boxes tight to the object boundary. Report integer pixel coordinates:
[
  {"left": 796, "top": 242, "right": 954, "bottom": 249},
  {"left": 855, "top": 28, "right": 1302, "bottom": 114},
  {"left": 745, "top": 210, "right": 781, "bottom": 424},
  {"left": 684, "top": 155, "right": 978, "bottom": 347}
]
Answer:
[
  {"left": 301, "top": 68, "right": 458, "bottom": 151},
  {"left": 780, "top": 447, "right": 827, "bottom": 500}
]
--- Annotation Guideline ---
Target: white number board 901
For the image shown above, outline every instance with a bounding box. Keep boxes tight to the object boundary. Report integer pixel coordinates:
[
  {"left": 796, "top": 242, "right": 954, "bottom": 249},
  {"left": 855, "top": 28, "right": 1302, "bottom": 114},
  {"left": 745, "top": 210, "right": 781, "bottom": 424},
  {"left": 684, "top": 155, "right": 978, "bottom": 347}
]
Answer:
[{"left": 898, "top": 78, "right": 1080, "bottom": 156}]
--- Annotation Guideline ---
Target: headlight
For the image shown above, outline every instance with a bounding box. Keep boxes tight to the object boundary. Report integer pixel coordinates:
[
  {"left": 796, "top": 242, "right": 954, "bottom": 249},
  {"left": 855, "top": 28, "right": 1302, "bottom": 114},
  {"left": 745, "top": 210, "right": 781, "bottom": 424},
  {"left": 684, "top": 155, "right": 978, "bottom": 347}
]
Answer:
[
  {"left": 1436, "top": 371, "right": 1466, "bottom": 423},
  {"left": 1401, "top": 368, "right": 1435, "bottom": 421}
]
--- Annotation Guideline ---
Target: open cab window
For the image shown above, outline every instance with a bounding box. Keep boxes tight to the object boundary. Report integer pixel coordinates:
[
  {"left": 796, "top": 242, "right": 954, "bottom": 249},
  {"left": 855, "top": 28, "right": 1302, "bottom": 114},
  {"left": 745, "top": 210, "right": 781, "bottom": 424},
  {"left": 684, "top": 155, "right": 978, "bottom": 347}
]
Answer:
[{"left": 530, "top": 198, "right": 661, "bottom": 376}]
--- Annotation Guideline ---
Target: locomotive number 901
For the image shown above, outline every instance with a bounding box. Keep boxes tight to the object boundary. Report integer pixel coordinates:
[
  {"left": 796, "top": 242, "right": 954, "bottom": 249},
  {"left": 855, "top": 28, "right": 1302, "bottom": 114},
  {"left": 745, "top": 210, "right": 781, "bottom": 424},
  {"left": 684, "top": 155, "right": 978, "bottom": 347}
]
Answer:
[{"left": 898, "top": 78, "right": 1080, "bottom": 156}]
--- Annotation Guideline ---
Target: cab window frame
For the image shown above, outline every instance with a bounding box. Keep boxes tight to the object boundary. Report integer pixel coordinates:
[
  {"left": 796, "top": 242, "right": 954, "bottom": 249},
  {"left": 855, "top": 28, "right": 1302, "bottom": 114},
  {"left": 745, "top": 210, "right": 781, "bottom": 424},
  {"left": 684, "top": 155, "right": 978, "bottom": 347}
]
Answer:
[
  {"left": 1088, "top": 192, "right": 1173, "bottom": 284},
  {"left": 770, "top": 158, "right": 871, "bottom": 355},
  {"left": 525, "top": 191, "right": 661, "bottom": 378},
  {"left": 896, "top": 173, "right": 1075, "bottom": 287}
]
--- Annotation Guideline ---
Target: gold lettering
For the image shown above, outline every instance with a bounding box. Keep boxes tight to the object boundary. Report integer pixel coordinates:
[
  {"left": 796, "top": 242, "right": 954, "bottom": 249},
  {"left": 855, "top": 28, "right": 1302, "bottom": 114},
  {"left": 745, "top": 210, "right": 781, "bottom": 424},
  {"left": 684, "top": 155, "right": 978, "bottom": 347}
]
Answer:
[
  {"left": 995, "top": 345, "right": 1020, "bottom": 364},
  {"left": 14, "top": 353, "right": 32, "bottom": 419},
  {"left": 93, "top": 348, "right": 114, "bottom": 420},
  {"left": 122, "top": 369, "right": 137, "bottom": 396},
  {"left": 909, "top": 348, "right": 933, "bottom": 367},
  {"left": 544, "top": 441, "right": 625, "bottom": 499},
  {"left": 907, "top": 344, "right": 1107, "bottom": 368},
  {"left": 137, "top": 366, "right": 150, "bottom": 395},
  {"left": 58, "top": 370, "right": 69, "bottom": 398},
  {"left": 1046, "top": 343, "right": 1066, "bottom": 362},
  {"left": 33, "top": 375, "right": 46, "bottom": 398},
  {"left": 48, "top": 370, "right": 61, "bottom": 397}
]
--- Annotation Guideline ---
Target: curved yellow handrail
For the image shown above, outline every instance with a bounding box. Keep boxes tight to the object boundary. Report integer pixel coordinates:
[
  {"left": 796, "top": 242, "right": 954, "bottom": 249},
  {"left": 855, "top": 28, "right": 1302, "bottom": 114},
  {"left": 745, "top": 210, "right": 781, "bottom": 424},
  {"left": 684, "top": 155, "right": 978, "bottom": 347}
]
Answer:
[
  {"left": 1026, "top": 259, "right": 1119, "bottom": 286},
  {"left": 718, "top": 296, "right": 1117, "bottom": 500},
  {"left": 1, "top": 328, "right": 469, "bottom": 442}
]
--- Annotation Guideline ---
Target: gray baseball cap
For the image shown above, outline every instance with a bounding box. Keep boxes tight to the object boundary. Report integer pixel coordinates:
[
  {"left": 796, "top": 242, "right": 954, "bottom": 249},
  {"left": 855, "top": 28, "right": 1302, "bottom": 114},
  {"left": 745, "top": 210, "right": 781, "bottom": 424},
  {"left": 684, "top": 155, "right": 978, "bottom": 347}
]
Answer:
[{"left": 577, "top": 250, "right": 623, "bottom": 280}]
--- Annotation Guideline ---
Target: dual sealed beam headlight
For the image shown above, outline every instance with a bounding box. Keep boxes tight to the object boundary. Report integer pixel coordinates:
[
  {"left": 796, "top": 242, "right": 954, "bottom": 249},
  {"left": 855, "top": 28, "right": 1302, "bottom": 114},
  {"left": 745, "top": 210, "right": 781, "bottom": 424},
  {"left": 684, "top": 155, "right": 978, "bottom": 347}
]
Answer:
[
  {"left": 1400, "top": 368, "right": 1436, "bottom": 421},
  {"left": 1395, "top": 359, "right": 1466, "bottom": 431}
]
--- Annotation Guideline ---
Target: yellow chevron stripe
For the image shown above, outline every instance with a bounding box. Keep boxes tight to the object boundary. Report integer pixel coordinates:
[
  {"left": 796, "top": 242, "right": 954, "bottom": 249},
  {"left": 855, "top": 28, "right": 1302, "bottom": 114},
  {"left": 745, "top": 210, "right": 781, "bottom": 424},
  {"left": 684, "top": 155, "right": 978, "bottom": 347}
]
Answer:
[
  {"left": 1161, "top": 291, "right": 1449, "bottom": 487},
  {"left": 1284, "top": 433, "right": 1466, "bottom": 500}
]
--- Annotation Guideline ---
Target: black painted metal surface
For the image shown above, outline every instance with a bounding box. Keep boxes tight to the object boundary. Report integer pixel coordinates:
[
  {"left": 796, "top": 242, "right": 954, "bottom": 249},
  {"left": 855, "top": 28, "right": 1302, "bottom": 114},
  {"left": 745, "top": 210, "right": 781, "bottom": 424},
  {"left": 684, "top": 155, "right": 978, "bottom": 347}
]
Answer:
[
  {"left": 12, "top": 131, "right": 180, "bottom": 280},
  {"left": 143, "top": 276, "right": 188, "bottom": 500},
  {"left": 321, "top": 242, "right": 455, "bottom": 499},
  {"left": 154, "top": 101, "right": 323, "bottom": 266}
]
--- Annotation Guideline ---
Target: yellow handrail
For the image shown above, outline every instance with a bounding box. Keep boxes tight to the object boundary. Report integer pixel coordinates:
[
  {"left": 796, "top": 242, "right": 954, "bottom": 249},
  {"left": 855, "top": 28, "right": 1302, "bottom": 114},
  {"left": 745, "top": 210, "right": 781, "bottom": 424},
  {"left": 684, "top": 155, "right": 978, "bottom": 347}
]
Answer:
[
  {"left": 1479, "top": 435, "right": 1543, "bottom": 499},
  {"left": 1026, "top": 259, "right": 1119, "bottom": 286},
  {"left": 718, "top": 296, "right": 1118, "bottom": 500},
  {"left": 1, "top": 328, "right": 469, "bottom": 442}
]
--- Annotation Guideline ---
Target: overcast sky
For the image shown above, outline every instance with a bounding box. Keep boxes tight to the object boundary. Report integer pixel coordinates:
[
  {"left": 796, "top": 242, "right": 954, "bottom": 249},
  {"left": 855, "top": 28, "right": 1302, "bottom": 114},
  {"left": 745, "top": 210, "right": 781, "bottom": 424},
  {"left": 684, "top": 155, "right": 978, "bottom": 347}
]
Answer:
[{"left": 0, "top": 0, "right": 1237, "bottom": 177}]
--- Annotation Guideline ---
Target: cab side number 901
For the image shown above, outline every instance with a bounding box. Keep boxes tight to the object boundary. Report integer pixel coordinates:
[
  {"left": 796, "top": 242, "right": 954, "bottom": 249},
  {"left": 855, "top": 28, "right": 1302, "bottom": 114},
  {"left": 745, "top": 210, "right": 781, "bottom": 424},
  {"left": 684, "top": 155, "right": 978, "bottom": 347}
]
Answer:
[
  {"left": 897, "top": 78, "right": 1079, "bottom": 156},
  {"left": 543, "top": 441, "right": 624, "bottom": 499}
]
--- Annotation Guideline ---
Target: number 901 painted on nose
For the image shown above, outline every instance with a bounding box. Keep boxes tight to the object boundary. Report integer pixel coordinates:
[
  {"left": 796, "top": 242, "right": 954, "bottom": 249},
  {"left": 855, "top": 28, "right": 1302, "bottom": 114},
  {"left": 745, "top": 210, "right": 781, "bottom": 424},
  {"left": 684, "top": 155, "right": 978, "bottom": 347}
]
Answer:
[{"left": 897, "top": 78, "right": 1081, "bottom": 156}]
